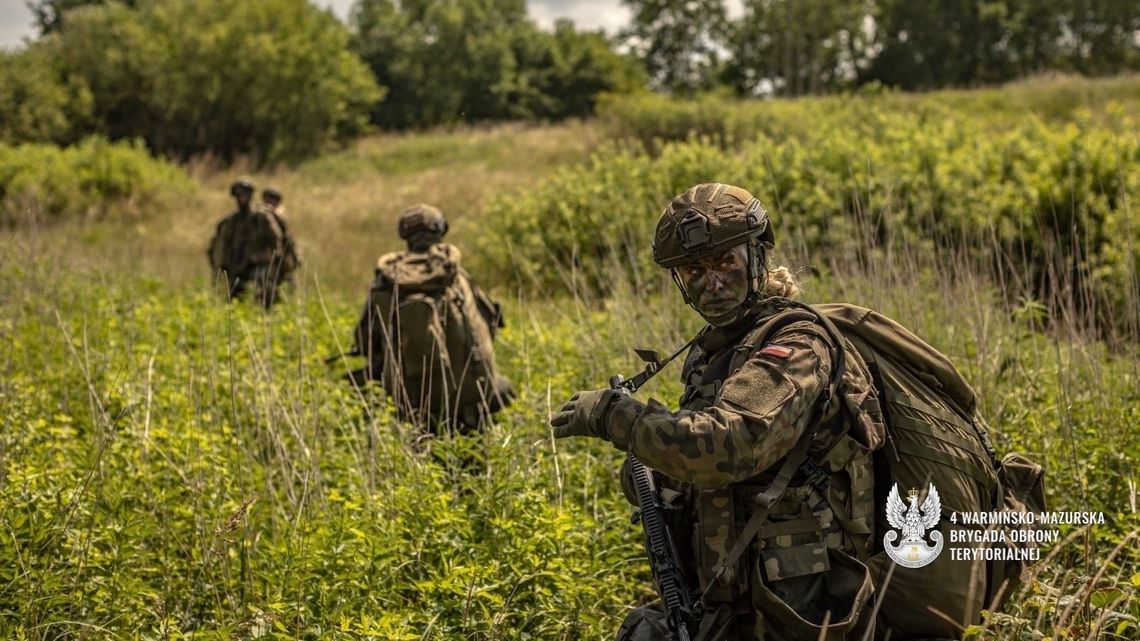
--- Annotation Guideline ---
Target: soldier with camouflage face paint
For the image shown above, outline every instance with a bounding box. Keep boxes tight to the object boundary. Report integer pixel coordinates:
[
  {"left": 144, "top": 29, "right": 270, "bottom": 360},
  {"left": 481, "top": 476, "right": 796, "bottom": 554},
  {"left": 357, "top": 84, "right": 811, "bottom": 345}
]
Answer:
[
  {"left": 551, "top": 184, "right": 887, "bottom": 641},
  {"left": 207, "top": 178, "right": 299, "bottom": 308}
]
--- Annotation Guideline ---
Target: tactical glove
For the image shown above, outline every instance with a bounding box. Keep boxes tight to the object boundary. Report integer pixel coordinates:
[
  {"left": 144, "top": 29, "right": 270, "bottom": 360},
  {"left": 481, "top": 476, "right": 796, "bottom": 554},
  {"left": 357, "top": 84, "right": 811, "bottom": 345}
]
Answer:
[{"left": 550, "top": 388, "right": 622, "bottom": 441}]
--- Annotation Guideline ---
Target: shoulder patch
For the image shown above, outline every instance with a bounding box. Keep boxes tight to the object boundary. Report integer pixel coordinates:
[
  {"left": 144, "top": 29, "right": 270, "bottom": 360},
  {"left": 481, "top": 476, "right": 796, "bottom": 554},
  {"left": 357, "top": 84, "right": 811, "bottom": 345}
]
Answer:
[{"left": 759, "top": 345, "right": 794, "bottom": 360}]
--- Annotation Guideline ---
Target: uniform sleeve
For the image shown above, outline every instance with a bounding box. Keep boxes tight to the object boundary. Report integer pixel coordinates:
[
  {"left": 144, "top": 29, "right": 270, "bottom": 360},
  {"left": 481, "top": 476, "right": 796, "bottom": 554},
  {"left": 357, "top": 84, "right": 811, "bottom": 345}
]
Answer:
[
  {"left": 354, "top": 277, "right": 391, "bottom": 371},
  {"left": 207, "top": 219, "right": 227, "bottom": 272},
  {"left": 461, "top": 269, "right": 503, "bottom": 337},
  {"left": 607, "top": 322, "right": 832, "bottom": 489}
]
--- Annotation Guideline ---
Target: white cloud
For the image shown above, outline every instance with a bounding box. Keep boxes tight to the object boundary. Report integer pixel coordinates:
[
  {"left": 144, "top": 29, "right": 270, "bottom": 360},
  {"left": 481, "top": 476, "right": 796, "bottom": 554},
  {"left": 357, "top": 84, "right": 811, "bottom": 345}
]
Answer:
[
  {"left": 529, "top": 0, "right": 630, "bottom": 34},
  {"left": 0, "top": 0, "right": 36, "bottom": 50}
]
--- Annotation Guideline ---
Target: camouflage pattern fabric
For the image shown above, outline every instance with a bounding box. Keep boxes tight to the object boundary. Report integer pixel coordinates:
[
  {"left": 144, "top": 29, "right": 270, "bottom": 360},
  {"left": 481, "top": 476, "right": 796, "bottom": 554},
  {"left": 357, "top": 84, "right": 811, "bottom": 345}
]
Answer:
[
  {"left": 608, "top": 298, "right": 885, "bottom": 641},
  {"left": 258, "top": 201, "right": 301, "bottom": 278},
  {"left": 207, "top": 207, "right": 298, "bottom": 307}
]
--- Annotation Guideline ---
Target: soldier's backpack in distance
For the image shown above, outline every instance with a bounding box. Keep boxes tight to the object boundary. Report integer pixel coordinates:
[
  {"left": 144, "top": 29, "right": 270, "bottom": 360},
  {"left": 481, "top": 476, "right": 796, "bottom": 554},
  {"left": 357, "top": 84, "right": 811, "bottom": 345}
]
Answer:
[
  {"left": 367, "top": 244, "right": 502, "bottom": 427},
  {"left": 786, "top": 302, "right": 1046, "bottom": 639}
]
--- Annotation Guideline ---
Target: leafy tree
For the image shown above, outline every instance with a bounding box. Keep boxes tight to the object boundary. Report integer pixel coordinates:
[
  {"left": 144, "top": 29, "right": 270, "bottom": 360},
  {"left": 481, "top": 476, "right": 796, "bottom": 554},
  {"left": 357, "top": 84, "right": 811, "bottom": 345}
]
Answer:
[
  {"left": 0, "top": 43, "right": 93, "bottom": 145},
  {"left": 27, "top": 0, "right": 135, "bottom": 35},
  {"left": 52, "top": 0, "right": 383, "bottom": 164},
  {"left": 1062, "top": 0, "right": 1140, "bottom": 75},
  {"left": 353, "top": 0, "right": 523, "bottom": 128},
  {"left": 541, "top": 20, "right": 647, "bottom": 118},
  {"left": 725, "top": 0, "right": 876, "bottom": 96},
  {"left": 352, "top": 0, "right": 643, "bottom": 128},
  {"left": 863, "top": 0, "right": 1138, "bottom": 89},
  {"left": 621, "top": 0, "right": 728, "bottom": 95}
]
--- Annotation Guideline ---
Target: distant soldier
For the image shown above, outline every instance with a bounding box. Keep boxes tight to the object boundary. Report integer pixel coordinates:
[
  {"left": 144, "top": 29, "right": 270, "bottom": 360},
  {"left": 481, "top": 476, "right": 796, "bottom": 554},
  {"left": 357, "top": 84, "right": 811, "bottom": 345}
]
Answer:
[
  {"left": 258, "top": 186, "right": 301, "bottom": 289},
  {"left": 207, "top": 179, "right": 298, "bottom": 308},
  {"left": 260, "top": 187, "right": 286, "bottom": 217},
  {"left": 352, "top": 204, "right": 513, "bottom": 434}
]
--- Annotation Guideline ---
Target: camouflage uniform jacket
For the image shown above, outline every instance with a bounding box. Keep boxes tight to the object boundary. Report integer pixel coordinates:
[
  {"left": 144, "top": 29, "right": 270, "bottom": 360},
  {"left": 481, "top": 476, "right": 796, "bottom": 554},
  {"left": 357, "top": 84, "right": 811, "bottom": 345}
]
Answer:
[
  {"left": 207, "top": 208, "right": 294, "bottom": 284},
  {"left": 611, "top": 298, "right": 886, "bottom": 634}
]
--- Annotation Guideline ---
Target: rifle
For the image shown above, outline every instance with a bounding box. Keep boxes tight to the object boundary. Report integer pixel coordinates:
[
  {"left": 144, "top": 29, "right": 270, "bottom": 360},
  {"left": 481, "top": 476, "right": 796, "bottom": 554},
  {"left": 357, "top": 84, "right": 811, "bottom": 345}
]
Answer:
[
  {"left": 324, "top": 347, "right": 362, "bottom": 365},
  {"left": 608, "top": 340, "right": 703, "bottom": 641}
]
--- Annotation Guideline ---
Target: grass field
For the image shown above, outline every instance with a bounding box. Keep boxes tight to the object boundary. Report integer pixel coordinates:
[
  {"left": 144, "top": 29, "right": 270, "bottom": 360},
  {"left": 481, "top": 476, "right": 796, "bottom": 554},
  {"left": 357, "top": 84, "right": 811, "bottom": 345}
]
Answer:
[{"left": 1, "top": 75, "right": 1138, "bottom": 640}]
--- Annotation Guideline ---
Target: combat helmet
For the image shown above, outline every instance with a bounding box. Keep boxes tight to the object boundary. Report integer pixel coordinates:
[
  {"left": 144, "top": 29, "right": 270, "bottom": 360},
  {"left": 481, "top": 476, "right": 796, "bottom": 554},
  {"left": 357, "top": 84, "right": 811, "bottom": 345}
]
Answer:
[
  {"left": 398, "top": 204, "right": 449, "bottom": 240},
  {"left": 262, "top": 187, "right": 283, "bottom": 205},
  {"left": 230, "top": 177, "right": 254, "bottom": 198},
  {"left": 653, "top": 183, "right": 774, "bottom": 311}
]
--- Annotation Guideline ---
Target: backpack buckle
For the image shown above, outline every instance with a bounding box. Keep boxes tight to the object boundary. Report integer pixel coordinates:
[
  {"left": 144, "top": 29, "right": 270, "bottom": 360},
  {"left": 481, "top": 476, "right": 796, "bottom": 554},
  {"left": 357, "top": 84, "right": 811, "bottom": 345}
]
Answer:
[{"left": 800, "top": 459, "right": 830, "bottom": 491}]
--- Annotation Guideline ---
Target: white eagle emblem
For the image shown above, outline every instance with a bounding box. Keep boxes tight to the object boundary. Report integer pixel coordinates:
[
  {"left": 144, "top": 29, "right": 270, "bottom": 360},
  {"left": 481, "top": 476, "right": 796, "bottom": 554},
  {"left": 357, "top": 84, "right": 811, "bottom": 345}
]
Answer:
[{"left": 883, "top": 482, "right": 944, "bottom": 568}]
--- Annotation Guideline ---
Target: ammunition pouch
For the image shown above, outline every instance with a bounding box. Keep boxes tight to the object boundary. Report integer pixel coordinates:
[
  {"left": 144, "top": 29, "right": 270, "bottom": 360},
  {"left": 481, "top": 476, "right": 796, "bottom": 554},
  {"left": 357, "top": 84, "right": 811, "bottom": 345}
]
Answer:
[{"left": 751, "top": 547, "right": 874, "bottom": 641}]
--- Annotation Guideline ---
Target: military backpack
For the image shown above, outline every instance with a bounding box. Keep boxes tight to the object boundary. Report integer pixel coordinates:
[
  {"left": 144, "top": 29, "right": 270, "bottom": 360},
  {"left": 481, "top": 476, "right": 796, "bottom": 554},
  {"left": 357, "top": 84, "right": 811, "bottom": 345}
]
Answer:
[
  {"left": 364, "top": 244, "right": 505, "bottom": 429},
  {"left": 745, "top": 301, "right": 1047, "bottom": 639}
]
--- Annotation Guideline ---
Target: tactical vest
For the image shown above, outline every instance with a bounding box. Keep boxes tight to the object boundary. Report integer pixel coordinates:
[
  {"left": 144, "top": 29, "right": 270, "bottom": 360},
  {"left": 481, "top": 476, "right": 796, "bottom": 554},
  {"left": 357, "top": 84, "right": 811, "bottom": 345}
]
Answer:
[{"left": 675, "top": 301, "right": 885, "bottom": 624}]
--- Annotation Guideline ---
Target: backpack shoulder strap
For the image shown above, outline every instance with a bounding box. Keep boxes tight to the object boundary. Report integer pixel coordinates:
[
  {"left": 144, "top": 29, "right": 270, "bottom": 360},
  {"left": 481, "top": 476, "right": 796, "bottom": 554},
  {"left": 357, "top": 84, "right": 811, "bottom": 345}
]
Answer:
[
  {"left": 737, "top": 299, "right": 848, "bottom": 405},
  {"left": 270, "top": 211, "right": 289, "bottom": 234}
]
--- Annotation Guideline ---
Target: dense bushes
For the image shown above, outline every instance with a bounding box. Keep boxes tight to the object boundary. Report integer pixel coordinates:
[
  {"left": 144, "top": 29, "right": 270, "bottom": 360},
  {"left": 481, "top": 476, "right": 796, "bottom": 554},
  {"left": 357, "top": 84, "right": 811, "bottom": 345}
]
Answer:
[
  {"left": 478, "top": 97, "right": 1139, "bottom": 338},
  {"left": 63, "top": 0, "right": 383, "bottom": 164},
  {"left": 0, "top": 259, "right": 1136, "bottom": 638},
  {"left": 597, "top": 76, "right": 1140, "bottom": 147},
  {"left": 0, "top": 137, "right": 190, "bottom": 226}
]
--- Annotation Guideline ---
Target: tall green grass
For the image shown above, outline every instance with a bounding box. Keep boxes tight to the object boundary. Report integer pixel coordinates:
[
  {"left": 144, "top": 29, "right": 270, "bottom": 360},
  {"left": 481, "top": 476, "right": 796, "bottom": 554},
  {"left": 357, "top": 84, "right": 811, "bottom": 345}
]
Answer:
[{"left": 0, "top": 230, "right": 1136, "bottom": 638}]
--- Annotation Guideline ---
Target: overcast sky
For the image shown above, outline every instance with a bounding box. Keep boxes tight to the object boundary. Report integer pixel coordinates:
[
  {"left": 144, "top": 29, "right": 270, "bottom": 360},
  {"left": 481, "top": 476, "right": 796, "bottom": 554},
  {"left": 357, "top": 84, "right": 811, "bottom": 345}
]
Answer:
[{"left": 0, "top": 0, "right": 661, "bottom": 49}]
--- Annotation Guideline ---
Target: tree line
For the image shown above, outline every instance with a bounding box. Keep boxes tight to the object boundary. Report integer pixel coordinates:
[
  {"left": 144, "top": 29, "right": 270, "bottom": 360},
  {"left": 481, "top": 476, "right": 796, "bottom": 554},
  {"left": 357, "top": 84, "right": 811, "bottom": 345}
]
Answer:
[
  {"left": 632, "top": 0, "right": 1139, "bottom": 95},
  {"left": 1, "top": 0, "right": 1135, "bottom": 165}
]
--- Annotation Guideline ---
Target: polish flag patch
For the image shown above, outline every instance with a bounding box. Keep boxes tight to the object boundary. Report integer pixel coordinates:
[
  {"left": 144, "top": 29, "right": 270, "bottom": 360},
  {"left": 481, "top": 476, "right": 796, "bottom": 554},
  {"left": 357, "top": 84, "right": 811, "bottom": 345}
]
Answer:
[{"left": 759, "top": 345, "right": 794, "bottom": 360}]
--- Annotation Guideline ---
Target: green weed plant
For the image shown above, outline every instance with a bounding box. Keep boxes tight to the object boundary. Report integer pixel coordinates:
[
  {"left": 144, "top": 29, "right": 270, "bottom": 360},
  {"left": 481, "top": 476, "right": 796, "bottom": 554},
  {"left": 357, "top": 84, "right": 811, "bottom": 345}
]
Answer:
[
  {"left": 0, "top": 245, "right": 1136, "bottom": 638},
  {"left": 478, "top": 94, "right": 1139, "bottom": 341}
]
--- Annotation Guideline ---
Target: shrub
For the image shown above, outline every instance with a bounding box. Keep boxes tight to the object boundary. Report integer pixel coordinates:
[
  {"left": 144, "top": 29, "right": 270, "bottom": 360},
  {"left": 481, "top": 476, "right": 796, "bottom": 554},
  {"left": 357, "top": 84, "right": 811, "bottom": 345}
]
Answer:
[
  {"left": 477, "top": 101, "right": 1140, "bottom": 339},
  {"left": 0, "top": 137, "right": 192, "bottom": 226},
  {"left": 598, "top": 75, "right": 1140, "bottom": 148}
]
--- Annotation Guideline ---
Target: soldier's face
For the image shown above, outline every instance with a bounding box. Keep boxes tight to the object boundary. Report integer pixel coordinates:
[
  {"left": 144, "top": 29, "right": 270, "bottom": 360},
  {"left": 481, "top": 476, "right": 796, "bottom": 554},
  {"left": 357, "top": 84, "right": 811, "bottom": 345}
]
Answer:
[
  {"left": 677, "top": 245, "right": 751, "bottom": 319},
  {"left": 235, "top": 189, "right": 253, "bottom": 207}
]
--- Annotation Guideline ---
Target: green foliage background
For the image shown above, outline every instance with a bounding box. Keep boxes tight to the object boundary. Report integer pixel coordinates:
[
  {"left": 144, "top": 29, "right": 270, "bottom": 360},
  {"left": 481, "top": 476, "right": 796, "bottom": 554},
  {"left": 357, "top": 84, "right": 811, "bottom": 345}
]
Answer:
[
  {"left": 0, "top": 76, "right": 1138, "bottom": 639},
  {"left": 0, "top": 137, "right": 191, "bottom": 226},
  {"left": 352, "top": 0, "right": 645, "bottom": 128},
  {"left": 477, "top": 81, "right": 1140, "bottom": 340}
]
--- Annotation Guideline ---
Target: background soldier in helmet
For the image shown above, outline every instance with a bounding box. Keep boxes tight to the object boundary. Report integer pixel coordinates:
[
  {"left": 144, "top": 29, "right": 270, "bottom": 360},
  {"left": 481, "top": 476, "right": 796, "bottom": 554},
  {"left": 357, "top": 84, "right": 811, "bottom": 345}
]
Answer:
[
  {"left": 258, "top": 186, "right": 301, "bottom": 290},
  {"left": 551, "top": 183, "right": 887, "bottom": 641},
  {"left": 207, "top": 179, "right": 299, "bottom": 308},
  {"left": 353, "top": 204, "right": 513, "bottom": 434}
]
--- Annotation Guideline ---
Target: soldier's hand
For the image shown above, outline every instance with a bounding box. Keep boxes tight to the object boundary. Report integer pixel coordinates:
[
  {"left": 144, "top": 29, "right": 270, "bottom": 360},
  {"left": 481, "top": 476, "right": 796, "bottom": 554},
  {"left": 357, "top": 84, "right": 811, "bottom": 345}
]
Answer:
[{"left": 550, "top": 388, "right": 621, "bottom": 440}]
